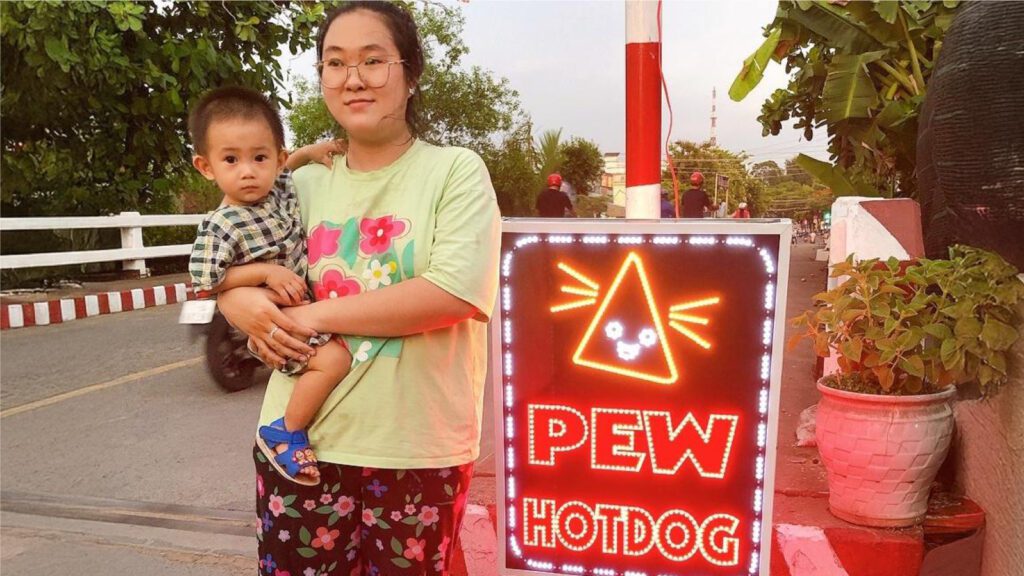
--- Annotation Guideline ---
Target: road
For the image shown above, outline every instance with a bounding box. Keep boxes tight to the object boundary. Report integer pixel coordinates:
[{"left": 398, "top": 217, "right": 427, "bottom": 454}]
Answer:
[{"left": 0, "top": 303, "right": 496, "bottom": 575}]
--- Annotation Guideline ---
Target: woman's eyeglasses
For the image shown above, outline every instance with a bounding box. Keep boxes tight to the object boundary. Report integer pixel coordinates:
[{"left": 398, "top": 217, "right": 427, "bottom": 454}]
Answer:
[{"left": 315, "top": 57, "right": 406, "bottom": 89}]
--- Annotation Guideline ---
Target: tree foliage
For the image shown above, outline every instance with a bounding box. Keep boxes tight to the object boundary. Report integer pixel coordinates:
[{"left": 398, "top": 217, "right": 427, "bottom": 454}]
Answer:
[
  {"left": 1, "top": 1, "right": 327, "bottom": 217},
  {"left": 532, "top": 128, "right": 564, "bottom": 191},
  {"left": 784, "top": 157, "right": 813, "bottom": 186},
  {"left": 287, "top": 77, "right": 340, "bottom": 147},
  {"left": 481, "top": 128, "right": 605, "bottom": 217},
  {"left": 760, "top": 180, "right": 833, "bottom": 218},
  {"left": 559, "top": 137, "right": 604, "bottom": 196},
  {"left": 662, "top": 141, "right": 764, "bottom": 215},
  {"left": 750, "top": 160, "right": 784, "bottom": 182},
  {"left": 481, "top": 121, "right": 537, "bottom": 217},
  {"left": 730, "top": 0, "right": 962, "bottom": 198}
]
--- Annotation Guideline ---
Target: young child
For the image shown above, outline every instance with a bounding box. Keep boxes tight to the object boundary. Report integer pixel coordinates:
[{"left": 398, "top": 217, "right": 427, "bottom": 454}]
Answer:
[{"left": 187, "top": 86, "right": 350, "bottom": 485}]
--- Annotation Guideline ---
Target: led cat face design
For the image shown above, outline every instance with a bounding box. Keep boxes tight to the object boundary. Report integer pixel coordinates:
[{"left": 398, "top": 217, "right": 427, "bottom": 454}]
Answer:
[
  {"left": 551, "top": 252, "right": 720, "bottom": 385},
  {"left": 604, "top": 320, "right": 658, "bottom": 361}
]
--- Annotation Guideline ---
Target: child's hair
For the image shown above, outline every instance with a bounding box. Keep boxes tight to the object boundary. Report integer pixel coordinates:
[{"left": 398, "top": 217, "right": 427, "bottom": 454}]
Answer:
[{"left": 188, "top": 86, "right": 285, "bottom": 155}]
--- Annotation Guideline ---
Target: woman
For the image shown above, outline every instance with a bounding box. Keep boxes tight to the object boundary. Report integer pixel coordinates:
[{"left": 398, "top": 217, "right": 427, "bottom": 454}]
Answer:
[{"left": 217, "top": 3, "right": 501, "bottom": 574}]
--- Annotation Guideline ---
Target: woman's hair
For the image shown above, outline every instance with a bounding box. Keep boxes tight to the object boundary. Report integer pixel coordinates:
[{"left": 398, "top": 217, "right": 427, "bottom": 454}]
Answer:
[{"left": 316, "top": 1, "right": 425, "bottom": 137}]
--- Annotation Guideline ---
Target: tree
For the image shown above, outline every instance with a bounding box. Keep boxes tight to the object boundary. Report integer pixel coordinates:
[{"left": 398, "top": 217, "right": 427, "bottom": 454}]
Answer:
[
  {"left": 287, "top": 77, "right": 340, "bottom": 147},
  {"left": 481, "top": 121, "right": 537, "bottom": 217},
  {"left": 662, "top": 140, "right": 764, "bottom": 215},
  {"left": 751, "top": 160, "right": 784, "bottom": 183},
  {"left": 559, "top": 137, "right": 603, "bottom": 196},
  {"left": 482, "top": 129, "right": 604, "bottom": 217},
  {"left": 729, "top": 1, "right": 962, "bottom": 198},
  {"left": 1, "top": 1, "right": 328, "bottom": 218},
  {"left": 287, "top": 2, "right": 522, "bottom": 151},
  {"left": 784, "top": 157, "right": 813, "bottom": 186},
  {"left": 533, "top": 128, "right": 564, "bottom": 192}
]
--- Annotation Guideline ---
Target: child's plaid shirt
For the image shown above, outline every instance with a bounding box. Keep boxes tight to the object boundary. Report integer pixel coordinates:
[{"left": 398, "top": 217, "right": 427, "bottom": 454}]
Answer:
[{"left": 189, "top": 173, "right": 306, "bottom": 295}]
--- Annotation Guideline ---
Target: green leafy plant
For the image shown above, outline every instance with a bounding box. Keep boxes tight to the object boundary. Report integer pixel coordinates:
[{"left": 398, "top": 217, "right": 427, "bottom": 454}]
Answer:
[
  {"left": 1, "top": 1, "right": 330, "bottom": 218},
  {"left": 730, "top": 0, "right": 963, "bottom": 198},
  {"left": 791, "top": 246, "right": 1023, "bottom": 396}
]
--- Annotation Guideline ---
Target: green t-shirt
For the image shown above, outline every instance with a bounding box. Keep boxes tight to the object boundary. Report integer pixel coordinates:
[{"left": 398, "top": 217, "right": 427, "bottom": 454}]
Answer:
[{"left": 258, "top": 140, "right": 501, "bottom": 469}]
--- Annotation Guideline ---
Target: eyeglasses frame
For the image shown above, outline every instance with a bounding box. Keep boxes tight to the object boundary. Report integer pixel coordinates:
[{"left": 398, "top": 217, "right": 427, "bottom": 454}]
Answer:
[{"left": 315, "top": 58, "right": 407, "bottom": 89}]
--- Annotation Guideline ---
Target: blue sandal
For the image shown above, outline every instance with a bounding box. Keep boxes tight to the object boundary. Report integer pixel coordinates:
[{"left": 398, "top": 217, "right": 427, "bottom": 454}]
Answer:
[{"left": 256, "top": 418, "right": 320, "bottom": 486}]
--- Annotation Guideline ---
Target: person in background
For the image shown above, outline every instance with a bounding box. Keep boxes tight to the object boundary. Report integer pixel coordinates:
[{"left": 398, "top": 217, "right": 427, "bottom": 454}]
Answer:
[
  {"left": 732, "top": 201, "right": 752, "bottom": 218},
  {"left": 536, "top": 173, "right": 575, "bottom": 217},
  {"left": 682, "top": 171, "right": 712, "bottom": 218},
  {"left": 661, "top": 188, "right": 676, "bottom": 218}
]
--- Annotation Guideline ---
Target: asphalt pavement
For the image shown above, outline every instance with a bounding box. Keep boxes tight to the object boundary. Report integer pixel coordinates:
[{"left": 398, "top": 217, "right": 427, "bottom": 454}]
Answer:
[{"left": 0, "top": 301, "right": 495, "bottom": 575}]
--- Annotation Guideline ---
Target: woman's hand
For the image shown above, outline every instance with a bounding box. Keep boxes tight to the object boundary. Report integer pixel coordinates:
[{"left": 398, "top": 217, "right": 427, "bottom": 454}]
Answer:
[
  {"left": 216, "top": 287, "right": 318, "bottom": 369},
  {"left": 286, "top": 139, "right": 347, "bottom": 171},
  {"left": 279, "top": 304, "right": 324, "bottom": 334}
]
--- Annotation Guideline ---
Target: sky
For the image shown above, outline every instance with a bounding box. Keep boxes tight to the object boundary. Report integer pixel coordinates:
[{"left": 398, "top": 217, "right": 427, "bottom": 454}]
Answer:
[{"left": 283, "top": 0, "right": 830, "bottom": 167}]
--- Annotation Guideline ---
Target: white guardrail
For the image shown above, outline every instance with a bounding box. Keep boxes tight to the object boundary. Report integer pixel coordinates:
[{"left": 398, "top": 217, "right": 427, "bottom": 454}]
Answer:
[{"left": 0, "top": 211, "right": 205, "bottom": 276}]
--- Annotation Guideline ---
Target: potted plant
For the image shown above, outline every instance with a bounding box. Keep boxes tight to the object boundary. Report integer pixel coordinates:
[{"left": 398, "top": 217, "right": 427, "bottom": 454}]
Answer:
[{"left": 790, "top": 245, "right": 1023, "bottom": 527}]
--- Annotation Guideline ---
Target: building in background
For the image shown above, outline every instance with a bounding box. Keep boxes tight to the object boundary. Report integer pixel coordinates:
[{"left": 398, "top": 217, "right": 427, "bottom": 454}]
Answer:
[
  {"left": 602, "top": 152, "right": 626, "bottom": 206},
  {"left": 602, "top": 152, "right": 668, "bottom": 210}
]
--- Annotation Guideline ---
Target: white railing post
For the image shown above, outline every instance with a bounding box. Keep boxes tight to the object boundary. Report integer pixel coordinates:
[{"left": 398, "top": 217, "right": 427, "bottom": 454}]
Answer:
[{"left": 118, "top": 211, "right": 148, "bottom": 277}]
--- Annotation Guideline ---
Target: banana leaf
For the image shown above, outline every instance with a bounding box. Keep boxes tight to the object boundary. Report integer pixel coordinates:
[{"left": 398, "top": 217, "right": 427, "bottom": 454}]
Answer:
[
  {"left": 821, "top": 51, "right": 886, "bottom": 122},
  {"left": 782, "top": 1, "right": 884, "bottom": 54},
  {"left": 794, "top": 154, "right": 878, "bottom": 197},
  {"left": 729, "top": 27, "right": 782, "bottom": 102},
  {"left": 873, "top": 1, "right": 899, "bottom": 24}
]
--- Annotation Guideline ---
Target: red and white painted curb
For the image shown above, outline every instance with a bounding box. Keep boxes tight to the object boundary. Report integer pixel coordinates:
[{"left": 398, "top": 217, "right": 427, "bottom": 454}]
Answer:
[
  {"left": 773, "top": 524, "right": 850, "bottom": 575},
  {"left": 771, "top": 522, "right": 925, "bottom": 576},
  {"left": 1, "top": 282, "right": 195, "bottom": 330}
]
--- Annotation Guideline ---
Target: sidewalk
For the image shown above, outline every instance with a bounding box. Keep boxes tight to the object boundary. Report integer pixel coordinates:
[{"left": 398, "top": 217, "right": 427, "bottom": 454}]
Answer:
[
  {"left": 0, "top": 273, "right": 191, "bottom": 305},
  {"left": 1, "top": 273, "right": 193, "bottom": 329}
]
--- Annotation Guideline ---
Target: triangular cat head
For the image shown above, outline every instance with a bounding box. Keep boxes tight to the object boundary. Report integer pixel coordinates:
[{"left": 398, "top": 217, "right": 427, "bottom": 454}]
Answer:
[{"left": 572, "top": 252, "right": 679, "bottom": 385}]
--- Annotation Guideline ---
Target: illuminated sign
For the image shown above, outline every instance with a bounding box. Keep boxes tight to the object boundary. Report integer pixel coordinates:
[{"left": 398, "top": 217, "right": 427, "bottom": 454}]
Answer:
[{"left": 492, "top": 220, "right": 790, "bottom": 576}]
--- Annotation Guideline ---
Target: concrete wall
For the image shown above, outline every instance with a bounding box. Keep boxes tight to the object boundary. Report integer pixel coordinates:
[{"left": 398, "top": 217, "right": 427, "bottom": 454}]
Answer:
[{"left": 951, "top": 302, "right": 1024, "bottom": 576}]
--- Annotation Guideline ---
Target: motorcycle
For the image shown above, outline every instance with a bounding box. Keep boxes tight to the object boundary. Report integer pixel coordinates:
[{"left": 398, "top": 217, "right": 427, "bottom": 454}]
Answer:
[{"left": 179, "top": 299, "right": 264, "bottom": 392}]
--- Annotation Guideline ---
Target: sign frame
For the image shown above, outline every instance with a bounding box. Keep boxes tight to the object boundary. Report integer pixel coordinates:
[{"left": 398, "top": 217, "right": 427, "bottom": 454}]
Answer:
[{"left": 490, "top": 218, "right": 792, "bottom": 576}]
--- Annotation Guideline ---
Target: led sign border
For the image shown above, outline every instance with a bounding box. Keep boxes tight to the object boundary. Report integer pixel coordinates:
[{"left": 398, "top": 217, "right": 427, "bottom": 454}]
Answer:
[{"left": 499, "top": 233, "right": 780, "bottom": 576}]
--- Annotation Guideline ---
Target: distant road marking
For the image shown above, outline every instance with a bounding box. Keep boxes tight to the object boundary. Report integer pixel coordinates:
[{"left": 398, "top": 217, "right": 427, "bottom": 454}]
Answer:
[{"left": 0, "top": 356, "right": 203, "bottom": 419}]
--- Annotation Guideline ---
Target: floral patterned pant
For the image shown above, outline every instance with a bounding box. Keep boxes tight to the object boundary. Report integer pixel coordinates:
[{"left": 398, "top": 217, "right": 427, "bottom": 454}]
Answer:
[{"left": 254, "top": 445, "right": 473, "bottom": 576}]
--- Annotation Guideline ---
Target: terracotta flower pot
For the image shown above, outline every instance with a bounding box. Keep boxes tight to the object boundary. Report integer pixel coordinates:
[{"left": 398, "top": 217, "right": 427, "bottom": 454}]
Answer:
[{"left": 815, "top": 380, "right": 956, "bottom": 527}]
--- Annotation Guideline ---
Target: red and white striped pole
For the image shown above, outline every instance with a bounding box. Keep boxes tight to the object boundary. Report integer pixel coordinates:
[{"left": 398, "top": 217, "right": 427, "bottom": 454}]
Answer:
[{"left": 625, "top": 0, "right": 662, "bottom": 219}]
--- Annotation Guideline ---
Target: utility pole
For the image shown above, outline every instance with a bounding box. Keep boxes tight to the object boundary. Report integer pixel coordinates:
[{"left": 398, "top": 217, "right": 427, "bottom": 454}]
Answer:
[{"left": 624, "top": 0, "right": 661, "bottom": 219}]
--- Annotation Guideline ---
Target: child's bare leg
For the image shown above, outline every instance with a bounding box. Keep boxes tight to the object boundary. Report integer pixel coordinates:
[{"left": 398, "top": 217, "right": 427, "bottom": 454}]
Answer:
[
  {"left": 284, "top": 339, "right": 352, "bottom": 431},
  {"left": 273, "top": 339, "right": 351, "bottom": 481}
]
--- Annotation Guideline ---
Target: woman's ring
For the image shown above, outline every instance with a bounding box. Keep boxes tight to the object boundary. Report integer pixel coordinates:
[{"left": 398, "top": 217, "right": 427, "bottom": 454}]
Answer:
[{"left": 269, "top": 325, "right": 279, "bottom": 339}]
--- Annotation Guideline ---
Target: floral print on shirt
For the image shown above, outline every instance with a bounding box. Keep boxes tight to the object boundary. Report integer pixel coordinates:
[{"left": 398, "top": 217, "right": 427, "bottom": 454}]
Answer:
[{"left": 306, "top": 214, "right": 414, "bottom": 365}]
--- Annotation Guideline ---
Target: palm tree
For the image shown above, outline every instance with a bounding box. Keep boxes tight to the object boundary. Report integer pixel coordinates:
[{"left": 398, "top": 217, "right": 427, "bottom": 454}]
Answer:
[{"left": 534, "top": 128, "right": 564, "bottom": 191}]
